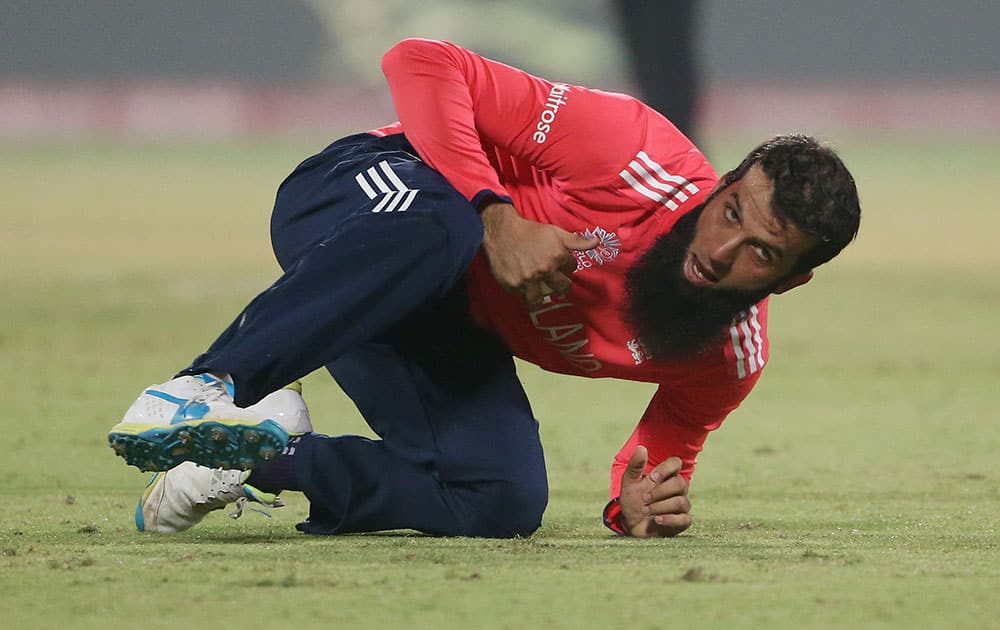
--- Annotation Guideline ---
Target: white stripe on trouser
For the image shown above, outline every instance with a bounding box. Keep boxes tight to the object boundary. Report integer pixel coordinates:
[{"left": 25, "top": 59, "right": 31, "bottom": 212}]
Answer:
[
  {"left": 355, "top": 160, "right": 420, "bottom": 212},
  {"left": 355, "top": 173, "right": 377, "bottom": 199}
]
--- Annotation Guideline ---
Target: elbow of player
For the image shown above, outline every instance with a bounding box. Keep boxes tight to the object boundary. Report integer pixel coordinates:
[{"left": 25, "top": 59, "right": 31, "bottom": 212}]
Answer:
[{"left": 381, "top": 37, "right": 447, "bottom": 75}]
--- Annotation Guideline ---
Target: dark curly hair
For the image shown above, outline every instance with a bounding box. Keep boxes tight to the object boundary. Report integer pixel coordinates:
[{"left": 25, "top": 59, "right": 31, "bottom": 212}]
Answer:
[{"left": 720, "top": 135, "right": 861, "bottom": 274}]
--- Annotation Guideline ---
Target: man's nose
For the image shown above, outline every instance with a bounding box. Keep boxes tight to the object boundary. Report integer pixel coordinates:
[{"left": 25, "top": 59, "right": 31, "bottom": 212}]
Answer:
[{"left": 708, "top": 235, "right": 742, "bottom": 273}]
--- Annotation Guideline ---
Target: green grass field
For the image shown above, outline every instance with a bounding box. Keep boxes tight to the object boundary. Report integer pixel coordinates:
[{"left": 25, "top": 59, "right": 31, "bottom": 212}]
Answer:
[{"left": 2, "top": 136, "right": 998, "bottom": 629}]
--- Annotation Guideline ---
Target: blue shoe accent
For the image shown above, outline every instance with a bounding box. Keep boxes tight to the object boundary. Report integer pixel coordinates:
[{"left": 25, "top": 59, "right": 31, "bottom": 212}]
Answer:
[
  {"left": 135, "top": 472, "right": 159, "bottom": 531},
  {"left": 109, "top": 419, "right": 289, "bottom": 472},
  {"left": 135, "top": 499, "right": 145, "bottom": 531},
  {"left": 194, "top": 373, "right": 235, "bottom": 398},
  {"left": 144, "top": 390, "right": 212, "bottom": 425}
]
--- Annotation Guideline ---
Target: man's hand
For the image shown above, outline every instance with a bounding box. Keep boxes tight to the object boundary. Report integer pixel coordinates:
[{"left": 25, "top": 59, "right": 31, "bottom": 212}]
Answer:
[
  {"left": 618, "top": 446, "right": 692, "bottom": 538},
  {"left": 480, "top": 202, "right": 597, "bottom": 306}
]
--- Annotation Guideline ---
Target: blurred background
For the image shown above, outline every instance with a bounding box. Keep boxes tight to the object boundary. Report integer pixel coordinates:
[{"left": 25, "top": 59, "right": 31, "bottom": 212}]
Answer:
[
  {"left": 2, "top": 6, "right": 999, "bottom": 626},
  {"left": 3, "top": 0, "right": 998, "bottom": 140}
]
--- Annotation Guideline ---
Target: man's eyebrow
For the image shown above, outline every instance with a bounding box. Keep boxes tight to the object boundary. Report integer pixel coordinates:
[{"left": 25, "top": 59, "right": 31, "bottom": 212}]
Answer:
[{"left": 732, "top": 192, "right": 743, "bottom": 214}]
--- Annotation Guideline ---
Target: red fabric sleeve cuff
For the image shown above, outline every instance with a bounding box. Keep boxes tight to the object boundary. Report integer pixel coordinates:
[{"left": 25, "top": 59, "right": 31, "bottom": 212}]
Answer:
[{"left": 602, "top": 497, "right": 627, "bottom": 536}]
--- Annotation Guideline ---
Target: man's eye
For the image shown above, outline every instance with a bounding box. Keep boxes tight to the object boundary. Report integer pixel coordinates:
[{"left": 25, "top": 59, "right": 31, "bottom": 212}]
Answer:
[
  {"left": 753, "top": 245, "right": 772, "bottom": 263},
  {"left": 724, "top": 207, "right": 738, "bottom": 223}
]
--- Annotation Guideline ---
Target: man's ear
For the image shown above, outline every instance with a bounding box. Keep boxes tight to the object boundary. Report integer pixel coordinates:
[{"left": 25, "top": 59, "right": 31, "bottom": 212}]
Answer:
[{"left": 773, "top": 271, "right": 813, "bottom": 295}]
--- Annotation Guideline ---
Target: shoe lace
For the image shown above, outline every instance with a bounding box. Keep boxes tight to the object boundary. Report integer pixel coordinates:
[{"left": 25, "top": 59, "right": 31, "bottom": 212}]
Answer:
[
  {"left": 229, "top": 497, "right": 251, "bottom": 520},
  {"left": 225, "top": 477, "right": 286, "bottom": 521},
  {"left": 196, "top": 380, "right": 231, "bottom": 404},
  {"left": 195, "top": 468, "right": 244, "bottom": 511},
  {"left": 229, "top": 497, "right": 276, "bottom": 520},
  {"left": 195, "top": 467, "right": 284, "bottom": 521}
]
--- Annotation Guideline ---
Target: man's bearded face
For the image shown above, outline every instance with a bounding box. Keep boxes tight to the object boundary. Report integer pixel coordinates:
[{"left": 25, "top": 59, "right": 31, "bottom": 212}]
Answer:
[
  {"left": 625, "top": 165, "right": 818, "bottom": 360},
  {"left": 624, "top": 205, "right": 774, "bottom": 360}
]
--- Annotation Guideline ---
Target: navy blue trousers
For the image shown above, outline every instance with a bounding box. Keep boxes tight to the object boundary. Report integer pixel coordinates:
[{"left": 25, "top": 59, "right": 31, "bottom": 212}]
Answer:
[{"left": 183, "top": 133, "right": 548, "bottom": 537}]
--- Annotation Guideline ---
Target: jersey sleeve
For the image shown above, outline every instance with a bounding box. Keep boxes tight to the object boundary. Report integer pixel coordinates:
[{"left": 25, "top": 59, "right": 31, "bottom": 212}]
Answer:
[
  {"left": 601, "top": 370, "right": 761, "bottom": 534},
  {"left": 380, "top": 38, "right": 653, "bottom": 207}
]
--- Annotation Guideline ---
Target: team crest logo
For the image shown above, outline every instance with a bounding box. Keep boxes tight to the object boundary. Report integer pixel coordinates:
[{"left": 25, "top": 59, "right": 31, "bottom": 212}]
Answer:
[{"left": 575, "top": 226, "right": 621, "bottom": 270}]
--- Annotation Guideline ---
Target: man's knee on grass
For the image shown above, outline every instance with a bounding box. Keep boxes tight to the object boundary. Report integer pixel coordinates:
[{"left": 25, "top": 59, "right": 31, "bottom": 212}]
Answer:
[{"left": 450, "top": 477, "right": 549, "bottom": 538}]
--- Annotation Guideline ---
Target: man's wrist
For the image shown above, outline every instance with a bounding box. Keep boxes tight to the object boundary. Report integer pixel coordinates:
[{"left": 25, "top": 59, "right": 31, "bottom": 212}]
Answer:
[
  {"left": 480, "top": 202, "right": 519, "bottom": 251},
  {"left": 480, "top": 201, "right": 516, "bottom": 220}
]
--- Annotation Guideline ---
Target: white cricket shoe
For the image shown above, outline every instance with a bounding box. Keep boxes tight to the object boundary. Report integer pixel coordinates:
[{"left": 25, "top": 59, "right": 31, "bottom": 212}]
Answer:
[
  {"left": 248, "top": 381, "right": 313, "bottom": 435},
  {"left": 108, "top": 373, "right": 289, "bottom": 472},
  {"left": 135, "top": 462, "right": 285, "bottom": 533},
  {"left": 131, "top": 379, "right": 312, "bottom": 533}
]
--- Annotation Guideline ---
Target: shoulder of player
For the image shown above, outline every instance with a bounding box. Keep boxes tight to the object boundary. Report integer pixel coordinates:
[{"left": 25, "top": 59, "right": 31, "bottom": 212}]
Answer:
[
  {"left": 557, "top": 93, "right": 718, "bottom": 212},
  {"left": 720, "top": 301, "right": 771, "bottom": 382}
]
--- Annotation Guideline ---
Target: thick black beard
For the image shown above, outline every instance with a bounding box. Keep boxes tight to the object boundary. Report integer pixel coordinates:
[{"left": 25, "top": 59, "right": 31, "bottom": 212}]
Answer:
[{"left": 624, "top": 206, "right": 772, "bottom": 360}]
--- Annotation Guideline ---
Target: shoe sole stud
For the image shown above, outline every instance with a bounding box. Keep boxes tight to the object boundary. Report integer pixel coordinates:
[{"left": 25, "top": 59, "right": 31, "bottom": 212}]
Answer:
[{"left": 108, "top": 419, "right": 289, "bottom": 471}]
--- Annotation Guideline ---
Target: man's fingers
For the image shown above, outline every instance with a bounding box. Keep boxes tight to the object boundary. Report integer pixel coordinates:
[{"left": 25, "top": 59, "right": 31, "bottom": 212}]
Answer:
[
  {"left": 561, "top": 229, "right": 599, "bottom": 251},
  {"left": 557, "top": 252, "right": 578, "bottom": 275},
  {"left": 648, "top": 456, "right": 683, "bottom": 484},
  {"left": 543, "top": 271, "right": 572, "bottom": 296},
  {"left": 642, "top": 494, "right": 691, "bottom": 518},
  {"left": 623, "top": 445, "right": 648, "bottom": 483},
  {"left": 652, "top": 512, "right": 692, "bottom": 534},
  {"left": 522, "top": 282, "right": 546, "bottom": 306},
  {"left": 520, "top": 277, "right": 565, "bottom": 306},
  {"left": 643, "top": 475, "right": 688, "bottom": 505}
]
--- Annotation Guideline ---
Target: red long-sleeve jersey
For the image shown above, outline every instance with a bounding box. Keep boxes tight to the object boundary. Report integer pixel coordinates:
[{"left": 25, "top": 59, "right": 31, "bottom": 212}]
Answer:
[{"left": 375, "top": 39, "right": 768, "bottom": 532}]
